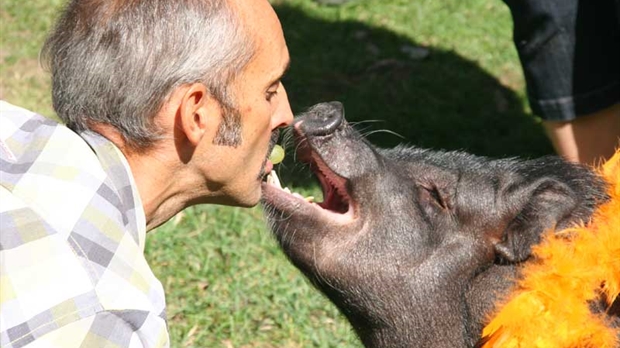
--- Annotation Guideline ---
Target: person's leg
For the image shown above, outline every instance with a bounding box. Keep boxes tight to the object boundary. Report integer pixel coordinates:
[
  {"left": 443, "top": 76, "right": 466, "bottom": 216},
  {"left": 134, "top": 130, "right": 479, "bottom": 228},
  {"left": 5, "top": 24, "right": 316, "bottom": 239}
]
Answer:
[
  {"left": 502, "top": 0, "right": 620, "bottom": 166},
  {"left": 543, "top": 103, "right": 620, "bottom": 166}
]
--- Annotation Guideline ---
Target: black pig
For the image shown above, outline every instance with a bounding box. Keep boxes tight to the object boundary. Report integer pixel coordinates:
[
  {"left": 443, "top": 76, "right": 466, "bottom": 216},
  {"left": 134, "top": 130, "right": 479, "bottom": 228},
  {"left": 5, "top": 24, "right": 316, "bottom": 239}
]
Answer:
[{"left": 261, "top": 102, "right": 609, "bottom": 348}]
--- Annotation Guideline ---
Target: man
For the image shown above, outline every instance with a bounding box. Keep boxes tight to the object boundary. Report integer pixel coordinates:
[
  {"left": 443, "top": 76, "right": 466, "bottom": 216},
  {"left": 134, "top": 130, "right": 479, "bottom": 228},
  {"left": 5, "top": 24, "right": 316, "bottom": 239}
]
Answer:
[{"left": 0, "top": 0, "right": 293, "bottom": 346}]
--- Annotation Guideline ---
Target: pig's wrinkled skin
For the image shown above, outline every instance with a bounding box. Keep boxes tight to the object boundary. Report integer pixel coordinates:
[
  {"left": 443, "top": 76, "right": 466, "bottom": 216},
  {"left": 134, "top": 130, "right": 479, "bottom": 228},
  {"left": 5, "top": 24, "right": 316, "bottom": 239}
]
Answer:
[{"left": 260, "top": 102, "right": 609, "bottom": 348}]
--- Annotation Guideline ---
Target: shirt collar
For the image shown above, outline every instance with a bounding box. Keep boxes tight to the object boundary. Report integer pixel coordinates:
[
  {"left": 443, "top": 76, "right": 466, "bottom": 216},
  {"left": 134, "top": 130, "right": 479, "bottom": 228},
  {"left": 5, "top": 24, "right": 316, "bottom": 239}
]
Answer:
[{"left": 79, "top": 131, "right": 147, "bottom": 250}]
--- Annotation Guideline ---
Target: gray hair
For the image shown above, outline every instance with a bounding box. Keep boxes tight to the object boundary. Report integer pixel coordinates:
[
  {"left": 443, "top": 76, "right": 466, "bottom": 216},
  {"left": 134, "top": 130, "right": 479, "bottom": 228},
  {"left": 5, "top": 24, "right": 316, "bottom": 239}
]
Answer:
[{"left": 42, "top": 0, "right": 255, "bottom": 150}]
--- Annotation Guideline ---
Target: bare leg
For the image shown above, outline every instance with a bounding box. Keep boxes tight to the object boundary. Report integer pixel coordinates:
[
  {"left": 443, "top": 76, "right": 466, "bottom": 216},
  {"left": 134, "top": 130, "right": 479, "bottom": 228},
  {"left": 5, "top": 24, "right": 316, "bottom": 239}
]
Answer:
[{"left": 543, "top": 102, "right": 620, "bottom": 166}]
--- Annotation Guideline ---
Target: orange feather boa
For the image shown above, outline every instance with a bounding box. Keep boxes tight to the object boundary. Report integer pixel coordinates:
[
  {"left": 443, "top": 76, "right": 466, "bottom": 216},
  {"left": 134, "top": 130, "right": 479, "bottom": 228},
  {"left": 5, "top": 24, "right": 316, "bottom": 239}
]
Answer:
[{"left": 481, "top": 150, "right": 620, "bottom": 348}]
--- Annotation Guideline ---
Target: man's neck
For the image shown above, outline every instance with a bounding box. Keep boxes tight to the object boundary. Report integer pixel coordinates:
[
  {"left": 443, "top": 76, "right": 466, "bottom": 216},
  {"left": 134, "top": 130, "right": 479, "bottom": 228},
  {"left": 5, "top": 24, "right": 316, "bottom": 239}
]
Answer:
[
  {"left": 92, "top": 124, "right": 205, "bottom": 231},
  {"left": 125, "top": 152, "right": 184, "bottom": 230}
]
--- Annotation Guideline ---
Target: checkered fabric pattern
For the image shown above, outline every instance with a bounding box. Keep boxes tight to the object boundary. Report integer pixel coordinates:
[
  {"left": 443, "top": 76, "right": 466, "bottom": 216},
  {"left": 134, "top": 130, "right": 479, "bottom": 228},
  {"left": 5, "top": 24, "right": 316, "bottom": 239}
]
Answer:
[{"left": 0, "top": 101, "right": 169, "bottom": 347}]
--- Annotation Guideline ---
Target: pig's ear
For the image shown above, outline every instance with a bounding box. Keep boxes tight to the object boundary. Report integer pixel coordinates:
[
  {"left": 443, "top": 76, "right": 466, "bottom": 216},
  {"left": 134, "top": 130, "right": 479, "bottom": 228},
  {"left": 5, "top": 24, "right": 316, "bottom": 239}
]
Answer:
[{"left": 493, "top": 178, "right": 577, "bottom": 263}]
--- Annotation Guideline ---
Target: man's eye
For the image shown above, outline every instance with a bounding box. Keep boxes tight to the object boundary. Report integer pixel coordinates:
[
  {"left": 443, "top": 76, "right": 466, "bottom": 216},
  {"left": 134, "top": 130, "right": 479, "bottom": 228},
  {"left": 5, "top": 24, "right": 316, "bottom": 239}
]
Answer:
[
  {"left": 266, "top": 81, "right": 281, "bottom": 102},
  {"left": 266, "top": 90, "right": 278, "bottom": 102}
]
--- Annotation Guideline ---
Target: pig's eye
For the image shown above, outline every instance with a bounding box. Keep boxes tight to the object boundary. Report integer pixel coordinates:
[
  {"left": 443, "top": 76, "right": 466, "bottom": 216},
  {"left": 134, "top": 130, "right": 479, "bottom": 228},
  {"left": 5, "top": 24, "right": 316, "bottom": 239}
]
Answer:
[{"left": 419, "top": 184, "right": 450, "bottom": 211}]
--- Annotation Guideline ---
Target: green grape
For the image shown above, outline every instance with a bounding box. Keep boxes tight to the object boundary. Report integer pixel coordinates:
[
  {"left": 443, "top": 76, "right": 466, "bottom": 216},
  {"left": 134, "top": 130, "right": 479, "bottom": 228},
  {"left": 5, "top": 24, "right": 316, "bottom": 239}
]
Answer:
[{"left": 269, "top": 144, "right": 285, "bottom": 164}]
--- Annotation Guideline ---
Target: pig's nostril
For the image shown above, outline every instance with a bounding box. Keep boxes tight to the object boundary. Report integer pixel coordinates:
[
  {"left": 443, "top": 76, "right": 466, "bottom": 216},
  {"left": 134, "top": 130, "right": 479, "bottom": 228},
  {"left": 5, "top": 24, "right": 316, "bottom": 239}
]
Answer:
[{"left": 300, "top": 101, "right": 344, "bottom": 136}]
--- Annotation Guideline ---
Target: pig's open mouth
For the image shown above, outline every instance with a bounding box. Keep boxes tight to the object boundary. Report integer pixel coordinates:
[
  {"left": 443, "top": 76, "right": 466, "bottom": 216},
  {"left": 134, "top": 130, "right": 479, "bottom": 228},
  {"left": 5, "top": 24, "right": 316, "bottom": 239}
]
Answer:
[{"left": 261, "top": 137, "right": 356, "bottom": 222}]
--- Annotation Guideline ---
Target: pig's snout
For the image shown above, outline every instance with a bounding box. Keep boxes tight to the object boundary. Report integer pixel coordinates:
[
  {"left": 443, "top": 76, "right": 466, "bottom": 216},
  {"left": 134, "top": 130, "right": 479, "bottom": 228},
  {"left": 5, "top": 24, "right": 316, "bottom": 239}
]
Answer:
[{"left": 296, "top": 101, "right": 344, "bottom": 136}]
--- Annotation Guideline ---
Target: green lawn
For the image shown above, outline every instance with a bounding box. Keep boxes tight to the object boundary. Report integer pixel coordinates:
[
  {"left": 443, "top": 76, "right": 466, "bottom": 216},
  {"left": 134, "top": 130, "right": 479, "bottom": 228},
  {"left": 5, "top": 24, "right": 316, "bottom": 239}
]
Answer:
[{"left": 1, "top": 0, "right": 554, "bottom": 346}]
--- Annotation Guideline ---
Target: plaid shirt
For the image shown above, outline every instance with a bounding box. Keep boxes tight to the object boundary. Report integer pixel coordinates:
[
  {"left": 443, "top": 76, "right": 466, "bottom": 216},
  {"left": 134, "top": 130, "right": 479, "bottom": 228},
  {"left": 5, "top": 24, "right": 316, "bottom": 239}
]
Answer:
[{"left": 0, "top": 101, "right": 169, "bottom": 347}]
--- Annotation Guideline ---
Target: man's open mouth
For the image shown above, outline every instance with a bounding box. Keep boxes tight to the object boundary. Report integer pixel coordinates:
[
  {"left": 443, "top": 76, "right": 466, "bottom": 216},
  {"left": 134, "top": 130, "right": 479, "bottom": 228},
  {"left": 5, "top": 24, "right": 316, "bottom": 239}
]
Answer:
[{"left": 263, "top": 138, "right": 355, "bottom": 220}]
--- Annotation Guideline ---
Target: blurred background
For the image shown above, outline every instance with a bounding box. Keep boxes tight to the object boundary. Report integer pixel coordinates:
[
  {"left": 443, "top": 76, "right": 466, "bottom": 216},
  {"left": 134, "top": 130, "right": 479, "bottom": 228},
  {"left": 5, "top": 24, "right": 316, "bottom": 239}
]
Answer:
[{"left": 0, "top": 0, "right": 554, "bottom": 346}]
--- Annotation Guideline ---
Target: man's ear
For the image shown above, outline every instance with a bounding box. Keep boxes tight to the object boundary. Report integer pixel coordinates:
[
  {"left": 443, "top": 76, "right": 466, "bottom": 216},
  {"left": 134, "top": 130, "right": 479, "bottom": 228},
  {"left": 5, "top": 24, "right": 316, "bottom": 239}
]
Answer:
[
  {"left": 494, "top": 178, "right": 578, "bottom": 263},
  {"left": 177, "top": 83, "right": 219, "bottom": 146}
]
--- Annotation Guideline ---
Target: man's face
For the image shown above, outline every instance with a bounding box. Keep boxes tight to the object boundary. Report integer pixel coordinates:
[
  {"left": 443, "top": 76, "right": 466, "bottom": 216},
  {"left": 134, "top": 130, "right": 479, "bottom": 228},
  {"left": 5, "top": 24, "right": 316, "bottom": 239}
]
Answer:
[{"left": 199, "top": 0, "right": 293, "bottom": 207}]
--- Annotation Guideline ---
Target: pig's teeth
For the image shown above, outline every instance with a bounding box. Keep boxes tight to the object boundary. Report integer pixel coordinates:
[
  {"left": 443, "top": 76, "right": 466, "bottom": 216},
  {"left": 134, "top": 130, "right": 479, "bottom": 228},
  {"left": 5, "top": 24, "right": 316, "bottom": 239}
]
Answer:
[
  {"left": 270, "top": 171, "right": 282, "bottom": 188},
  {"left": 267, "top": 177, "right": 313, "bottom": 202}
]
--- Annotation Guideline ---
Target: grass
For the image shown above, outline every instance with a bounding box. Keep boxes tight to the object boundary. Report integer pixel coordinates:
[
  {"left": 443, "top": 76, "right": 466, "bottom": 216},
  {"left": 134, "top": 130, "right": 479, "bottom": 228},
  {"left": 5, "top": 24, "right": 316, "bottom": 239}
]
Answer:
[{"left": 1, "top": 0, "right": 555, "bottom": 346}]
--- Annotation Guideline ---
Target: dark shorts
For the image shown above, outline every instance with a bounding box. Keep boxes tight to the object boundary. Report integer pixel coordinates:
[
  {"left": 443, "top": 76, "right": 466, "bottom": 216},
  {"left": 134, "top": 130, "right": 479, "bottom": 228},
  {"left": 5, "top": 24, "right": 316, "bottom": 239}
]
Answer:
[{"left": 502, "top": 0, "right": 620, "bottom": 121}]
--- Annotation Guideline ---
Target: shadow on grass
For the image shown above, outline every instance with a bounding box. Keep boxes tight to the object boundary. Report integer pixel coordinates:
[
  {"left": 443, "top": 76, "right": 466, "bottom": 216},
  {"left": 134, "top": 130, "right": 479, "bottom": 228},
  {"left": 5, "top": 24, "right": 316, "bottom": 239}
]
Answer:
[{"left": 273, "top": 3, "right": 554, "bottom": 188}]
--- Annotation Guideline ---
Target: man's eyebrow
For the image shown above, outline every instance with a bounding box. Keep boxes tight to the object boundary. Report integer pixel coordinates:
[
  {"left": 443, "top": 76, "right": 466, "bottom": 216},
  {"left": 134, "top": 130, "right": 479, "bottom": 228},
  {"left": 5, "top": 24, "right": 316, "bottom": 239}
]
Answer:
[{"left": 268, "top": 59, "right": 291, "bottom": 87}]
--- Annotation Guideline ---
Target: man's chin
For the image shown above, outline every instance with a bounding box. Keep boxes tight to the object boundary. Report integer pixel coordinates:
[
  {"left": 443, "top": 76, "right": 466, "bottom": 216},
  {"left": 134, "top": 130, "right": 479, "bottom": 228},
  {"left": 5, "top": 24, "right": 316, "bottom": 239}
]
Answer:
[
  {"left": 223, "top": 185, "right": 262, "bottom": 208},
  {"left": 233, "top": 194, "right": 261, "bottom": 208}
]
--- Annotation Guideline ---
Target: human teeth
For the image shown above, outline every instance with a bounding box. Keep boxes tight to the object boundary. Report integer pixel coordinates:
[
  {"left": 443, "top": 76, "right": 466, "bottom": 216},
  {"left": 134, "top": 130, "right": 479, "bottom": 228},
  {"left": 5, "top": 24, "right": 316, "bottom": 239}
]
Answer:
[
  {"left": 283, "top": 187, "right": 291, "bottom": 193},
  {"left": 305, "top": 196, "right": 315, "bottom": 202}
]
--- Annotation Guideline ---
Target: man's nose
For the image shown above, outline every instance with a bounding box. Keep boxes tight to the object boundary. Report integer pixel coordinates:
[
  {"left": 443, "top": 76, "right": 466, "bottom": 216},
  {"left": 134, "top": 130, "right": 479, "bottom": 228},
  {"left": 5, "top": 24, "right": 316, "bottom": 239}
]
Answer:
[{"left": 274, "top": 86, "right": 293, "bottom": 128}]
